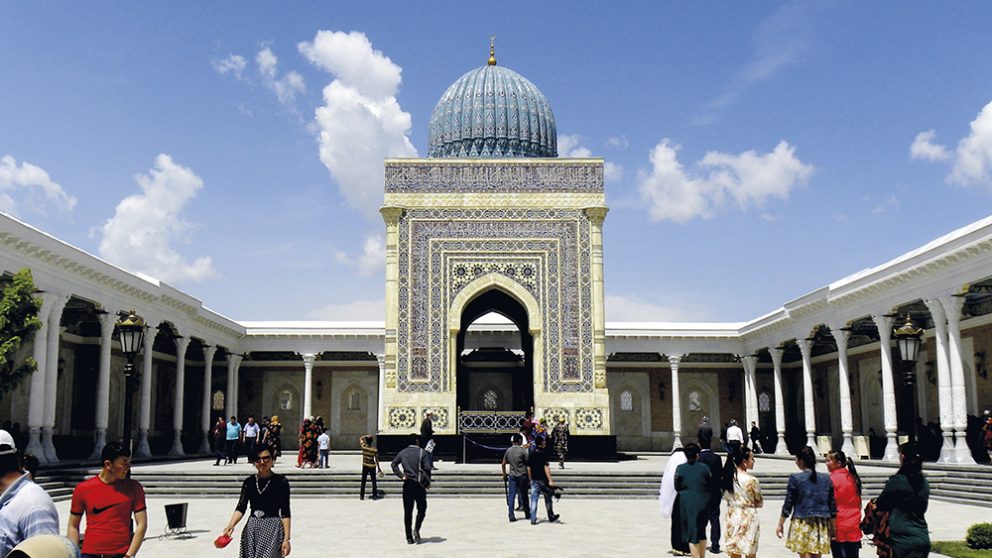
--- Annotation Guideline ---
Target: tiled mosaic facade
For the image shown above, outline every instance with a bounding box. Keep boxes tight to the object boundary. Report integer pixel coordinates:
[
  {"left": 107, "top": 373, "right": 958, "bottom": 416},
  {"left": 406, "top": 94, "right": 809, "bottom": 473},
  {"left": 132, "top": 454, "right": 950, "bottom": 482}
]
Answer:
[
  {"left": 385, "top": 160, "right": 603, "bottom": 193},
  {"left": 388, "top": 406, "right": 418, "bottom": 430},
  {"left": 395, "top": 208, "right": 594, "bottom": 394},
  {"left": 574, "top": 408, "right": 605, "bottom": 431}
]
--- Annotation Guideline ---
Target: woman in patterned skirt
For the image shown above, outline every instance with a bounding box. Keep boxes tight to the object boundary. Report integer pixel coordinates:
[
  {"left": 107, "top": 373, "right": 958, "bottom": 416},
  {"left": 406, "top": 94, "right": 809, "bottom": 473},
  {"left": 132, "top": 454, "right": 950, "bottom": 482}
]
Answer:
[
  {"left": 776, "top": 446, "right": 837, "bottom": 558},
  {"left": 721, "top": 448, "right": 763, "bottom": 558},
  {"left": 222, "top": 447, "right": 292, "bottom": 558}
]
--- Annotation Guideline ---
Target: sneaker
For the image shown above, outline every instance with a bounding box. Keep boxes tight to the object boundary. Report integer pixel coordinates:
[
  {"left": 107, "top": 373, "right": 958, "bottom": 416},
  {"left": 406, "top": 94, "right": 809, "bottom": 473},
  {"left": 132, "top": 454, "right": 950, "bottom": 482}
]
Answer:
[
  {"left": 509, "top": 516, "right": 517, "bottom": 523},
  {"left": 414, "top": 531, "right": 421, "bottom": 543},
  {"left": 530, "top": 520, "right": 538, "bottom": 525},
  {"left": 709, "top": 545, "right": 721, "bottom": 554},
  {"left": 549, "top": 514, "right": 560, "bottom": 523},
  {"left": 407, "top": 538, "right": 415, "bottom": 545}
]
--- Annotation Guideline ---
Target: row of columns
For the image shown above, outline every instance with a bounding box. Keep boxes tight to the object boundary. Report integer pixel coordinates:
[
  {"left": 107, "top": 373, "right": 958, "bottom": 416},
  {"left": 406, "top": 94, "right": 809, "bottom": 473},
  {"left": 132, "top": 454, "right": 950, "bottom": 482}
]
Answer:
[
  {"left": 22, "top": 291, "right": 250, "bottom": 463},
  {"left": 732, "top": 295, "right": 975, "bottom": 464}
]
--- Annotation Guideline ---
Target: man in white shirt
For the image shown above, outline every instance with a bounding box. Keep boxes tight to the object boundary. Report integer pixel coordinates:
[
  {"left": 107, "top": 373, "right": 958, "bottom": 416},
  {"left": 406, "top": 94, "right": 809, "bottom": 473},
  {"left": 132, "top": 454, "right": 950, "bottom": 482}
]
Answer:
[
  {"left": 0, "top": 429, "right": 59, "bottom": 556},
  {"left": 317, "top": 429, "right": 331, "bottom": 469},
  {"left": 242, "top": 415, "right": 261, "bottom": 463},
  {"left": 726, "top": 419, "right": 744, "bottom": 455}
]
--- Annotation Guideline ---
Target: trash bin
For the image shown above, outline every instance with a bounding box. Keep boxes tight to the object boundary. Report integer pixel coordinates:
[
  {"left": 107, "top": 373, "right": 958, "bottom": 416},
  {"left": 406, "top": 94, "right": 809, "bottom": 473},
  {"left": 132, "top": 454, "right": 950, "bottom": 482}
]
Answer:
[{"left": 165, "top": 503, "right": 188, "bottom": 531}]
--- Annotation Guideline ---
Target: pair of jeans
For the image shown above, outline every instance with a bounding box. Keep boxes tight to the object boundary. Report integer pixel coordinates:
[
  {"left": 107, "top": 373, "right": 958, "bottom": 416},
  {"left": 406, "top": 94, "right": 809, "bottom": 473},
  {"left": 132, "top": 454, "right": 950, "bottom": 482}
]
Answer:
[
  {"left": 529, "top": 480, "right": 554, "bottom": 523},
  {"left": 225, "top": 439, "right": 238, "bottom": 463},
  {"left": 361, "top": 467, "right": 378, "bottom": 498},
  {"left": 506, "top": 474, "right": 529, "bottom": 519},
  {"left": 319, "top": 449, "right": 329, "bottom": 468},
  {"left": 244, "top": 438, "right": 257, "bottom": 462},
  {"left": 402, "top": 479, "right": 427, "bottom": 540},
  {"left": 831, "top": 541, "right": 861, "bottom": 558}
]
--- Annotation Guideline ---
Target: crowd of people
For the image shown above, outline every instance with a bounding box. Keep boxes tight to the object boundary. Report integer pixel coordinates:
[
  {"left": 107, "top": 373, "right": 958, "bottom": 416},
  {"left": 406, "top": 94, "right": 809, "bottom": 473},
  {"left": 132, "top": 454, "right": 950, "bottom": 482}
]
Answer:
[
  {"left": 659, "top": 416, "right": 934, "bottom": 558},
  {"left": 0, "top": 405, "right": 969, "bottom": 558}
]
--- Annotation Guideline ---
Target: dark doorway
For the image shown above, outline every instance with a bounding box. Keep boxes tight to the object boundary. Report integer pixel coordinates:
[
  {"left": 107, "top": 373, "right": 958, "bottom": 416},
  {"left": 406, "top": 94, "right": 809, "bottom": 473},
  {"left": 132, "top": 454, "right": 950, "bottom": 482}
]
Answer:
[{"left": 456, "top": 289, "right": 534, "bottom": 412}]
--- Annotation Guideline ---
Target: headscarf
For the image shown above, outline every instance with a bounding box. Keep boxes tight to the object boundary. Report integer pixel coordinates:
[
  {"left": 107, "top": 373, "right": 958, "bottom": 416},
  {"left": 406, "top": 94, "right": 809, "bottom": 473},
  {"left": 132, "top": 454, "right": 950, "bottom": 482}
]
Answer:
[
  {"left": 270, "top": 415, "right": 280, "bottom": 425},
  {"left": 659, "top": 447, "right": 687, "bottom": 519}
]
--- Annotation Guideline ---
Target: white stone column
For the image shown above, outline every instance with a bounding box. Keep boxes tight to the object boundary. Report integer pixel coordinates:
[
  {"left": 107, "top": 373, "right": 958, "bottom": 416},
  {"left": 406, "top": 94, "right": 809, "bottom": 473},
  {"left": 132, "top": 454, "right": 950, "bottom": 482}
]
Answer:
[
  {"left": 829, "top": 325, "right": 855, "bottom": 456},
  {"left": 225, "top": 353, "right": 243, "bottom": 419},
  {"left": 169, "top": 336, "right": 190, "bottom": 456},
  {"left": 25, "top": 296, "right": 55, "bottom": 463},
  {"left": 770, "top": 346, "right": 789, "bottom": 455},
  {"left": 376, "top": 354, "right": 386, "bottom": 432},
  {"left": 941, "top": 294, "right": 976, "bottom": 464},
  {"left": 90, "top": 310, "right": 116, "bottom": 459},
  {"left": 42, "top": 295, "right": 69, "bottom": 463},
  {"left": 796, "top": 338, "right": 818, "bottom": 454},
  {"left": 302, "top": 353, "right": 316, "bottom": 418},
  {"left": 586, "top": 207, "right": 609, "bottom": 390},
  {"left": 872, "top": 314, "right": 900, "bottom": 462},
  {"left": 739, "top": 355, "right": 758, "bottom": 432},
  {"left": 198, "top": 345, "right": 217, "bottom": 454},
  {"left": 924, "top": 299, "right": 956, "bottom": 462},
  {"left": 135, "top": 323, "right": 156, "bottom": 458},
  {"left": 669, "top": 355, "right": 683, "bottom": 449}
]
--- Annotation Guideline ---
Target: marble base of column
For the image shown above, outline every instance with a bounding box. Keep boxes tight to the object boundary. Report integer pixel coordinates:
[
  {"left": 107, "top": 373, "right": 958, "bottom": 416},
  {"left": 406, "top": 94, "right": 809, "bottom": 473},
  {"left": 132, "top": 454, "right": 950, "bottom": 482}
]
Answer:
[
  {"left": 134, "top": 429, "right": 152, "bottom": 458},
  {"left": 938, "top": 430, "right": 956, "bottom": 463},
  {"left": 954, "top": 432, "right": 976, "bottom": 464},
  {"left": 168, "top": 431, "right": 185, "bottom": 457},
  {"left": 840, "top": 432, "right": 854, "bottom": 457},
  {"left": 41, "top": 427, "right": 59, "bottom": 463},
  {"left": 89, "top": 428, "right": 108, "bottom": 460},
  {"left": 25, "top": 428, "right": 47, "bottom": 464},
  {"left": 671, "top": 432, "right": 682, "bottom": 451},
  {"left": 806, "top": 432, "right": 817, "bottom": 455},
  {"left": 198, "top": 430, "right": 211, "bottom": 454},
  {"left": 774, "top": 433, "right": 789, "bottom": 455},
  {"left": 882, "top": 433, "right": 900, "bottom": 462}
]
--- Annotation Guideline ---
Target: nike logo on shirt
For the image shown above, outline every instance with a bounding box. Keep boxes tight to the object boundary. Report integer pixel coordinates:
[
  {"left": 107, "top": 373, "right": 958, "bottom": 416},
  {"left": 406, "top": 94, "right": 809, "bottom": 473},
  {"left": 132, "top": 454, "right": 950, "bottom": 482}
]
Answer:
[{"left": 93, "top": 503, "right": 119, "bottom": 514}]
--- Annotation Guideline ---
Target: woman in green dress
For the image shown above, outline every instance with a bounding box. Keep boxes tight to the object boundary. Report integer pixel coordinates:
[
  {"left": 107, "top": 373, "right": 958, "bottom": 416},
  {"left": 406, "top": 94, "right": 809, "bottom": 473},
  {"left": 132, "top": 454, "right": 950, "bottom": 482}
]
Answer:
[
  {"left": 875, "top": 442, "right": 929, "bottom": 558},
  {"left": 675, "top": 442, "right": 712, "bottom": 558}
]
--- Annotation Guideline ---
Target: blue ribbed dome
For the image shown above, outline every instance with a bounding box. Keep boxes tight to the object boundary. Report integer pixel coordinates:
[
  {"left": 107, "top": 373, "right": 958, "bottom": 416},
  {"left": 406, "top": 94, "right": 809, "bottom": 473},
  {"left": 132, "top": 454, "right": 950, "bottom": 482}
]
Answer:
[{"left": 428, "top": 64, "right": 557, "bottom": 158}]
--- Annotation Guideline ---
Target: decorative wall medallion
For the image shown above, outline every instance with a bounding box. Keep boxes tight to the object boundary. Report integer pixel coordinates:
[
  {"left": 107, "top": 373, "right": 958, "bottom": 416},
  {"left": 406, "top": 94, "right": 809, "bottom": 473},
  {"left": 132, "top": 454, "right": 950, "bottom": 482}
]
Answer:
[
  {"left": 388, "top": 407, "right": 417, "bottom": 430},
  {"left": 574, "top": 408, "right": 604, "bottom": 430},
  {"left": 542, "top": 407, "right": 571, "bottom": 427}
]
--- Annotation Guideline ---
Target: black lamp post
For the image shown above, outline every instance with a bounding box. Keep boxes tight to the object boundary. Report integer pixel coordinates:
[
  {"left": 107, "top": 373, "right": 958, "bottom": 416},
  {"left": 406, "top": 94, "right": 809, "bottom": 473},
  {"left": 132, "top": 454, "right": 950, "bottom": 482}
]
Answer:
[
  {"left": 116, "top": 308, "right": 145, "bottom": 451},
  {"left": 893, "top": 314, "right": 923, "bottom": 443}
]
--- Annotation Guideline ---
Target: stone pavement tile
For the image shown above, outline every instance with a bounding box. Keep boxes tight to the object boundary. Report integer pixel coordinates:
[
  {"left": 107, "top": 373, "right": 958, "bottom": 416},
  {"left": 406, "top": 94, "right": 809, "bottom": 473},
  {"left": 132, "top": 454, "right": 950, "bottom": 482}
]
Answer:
[{"left": 54, "top": 494, "right": 982, "bottom": 558}]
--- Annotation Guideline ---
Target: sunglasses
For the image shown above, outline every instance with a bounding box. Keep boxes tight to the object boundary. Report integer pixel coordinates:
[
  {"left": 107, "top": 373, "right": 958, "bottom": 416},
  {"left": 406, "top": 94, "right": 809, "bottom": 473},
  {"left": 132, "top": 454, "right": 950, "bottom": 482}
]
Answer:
[{"left": 257, "top": 455, "right": 273, "bottom": 462}]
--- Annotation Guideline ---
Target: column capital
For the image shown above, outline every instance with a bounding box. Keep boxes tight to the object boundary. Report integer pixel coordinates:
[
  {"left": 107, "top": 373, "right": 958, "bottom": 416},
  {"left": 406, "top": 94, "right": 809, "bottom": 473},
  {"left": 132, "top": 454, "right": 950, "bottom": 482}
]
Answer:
[
  {"left": 939, "top": 293, "right": 966, "bottom": 319},
  {"left": 796, "top": 337, "right": 813, "bottom": 358},
  {"left": 376, "top": 353, "right": 386, "bottom": 367},
  {"left": 174, "top": 336, "right": 191, "bottom": 355},
  {"left": 380, "top": 206, "right": 405, "bottom": 225},
  {"left": 228, "top": 353, "right": 243, "bottom": 367},
  {"left": 301, "top": 353, "right": 317, "bottom": 367},
  {"left": 96, "top": 310, "right": 117, "bottom": 338},
  {"left": 830, "top": 326, "right": 851, "bottom": 351},
  {"left": 667, "top": 354, "right": 683, "bottom": 366},
  {"left": 872, "top": 314, "right": 895, "bottom": 341},
  {"left": 202, "top": 345, "right": 217, "bottom": 361},
  {"left": 768, "top": 346, "right": 784, "bottom": 366},
  {"left": 583, "top": 206, "right": 609, "bottom": 225}
]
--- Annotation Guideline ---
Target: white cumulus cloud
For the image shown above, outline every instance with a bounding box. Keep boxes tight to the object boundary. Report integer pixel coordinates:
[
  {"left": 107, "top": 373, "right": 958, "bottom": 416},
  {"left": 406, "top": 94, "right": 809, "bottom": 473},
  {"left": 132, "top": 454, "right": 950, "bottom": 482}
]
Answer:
[
  {"left": 211, "top": 54, "right": 247, "bottom": 80},
  {"left": 912, "top": 101, "right": 992, "bottom": 188},
  {"left": 910, "top": 130, "right": 950, "bottom": 162},
  {"left": 557, "top": 134, "right": 622, "bottom": 183},
  {"left": 256, "top": 47, "right": 305, "bottom": 105},
  {"left": 333, "top": 234, "right": 385, "bottom": 277},
  {"left": 0, "top": 155, "right": 77, "bottom": 217},
  {"left": 299, "top": 30, "right": 417, "bottom": 221},
  {"left": 95, "top": 154, "right": 217, "bottom": 283},
  {"left": 638, "top": 139, "right": 813, "bottom": 223}
]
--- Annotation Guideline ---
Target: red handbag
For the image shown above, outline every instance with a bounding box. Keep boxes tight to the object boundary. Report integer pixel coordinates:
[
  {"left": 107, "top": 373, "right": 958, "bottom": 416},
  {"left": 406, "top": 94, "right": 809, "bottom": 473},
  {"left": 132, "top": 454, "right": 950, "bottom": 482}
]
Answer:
[{"left": 214, "top": 534, "right": 233, "bottom": 548}]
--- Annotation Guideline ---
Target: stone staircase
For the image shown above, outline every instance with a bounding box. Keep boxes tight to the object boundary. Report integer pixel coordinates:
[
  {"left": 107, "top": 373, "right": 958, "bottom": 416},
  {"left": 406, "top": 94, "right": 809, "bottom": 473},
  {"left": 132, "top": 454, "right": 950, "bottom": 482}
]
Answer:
[{"left": 34, "top": 461, "right": 992, "bottom": 504}]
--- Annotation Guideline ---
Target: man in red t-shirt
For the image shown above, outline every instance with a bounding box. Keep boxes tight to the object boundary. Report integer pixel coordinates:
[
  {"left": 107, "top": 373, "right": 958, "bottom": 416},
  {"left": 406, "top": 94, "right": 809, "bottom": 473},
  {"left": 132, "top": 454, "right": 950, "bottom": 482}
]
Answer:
[{"left": 67, "top": 442, "right": 147, "bottom": 558}]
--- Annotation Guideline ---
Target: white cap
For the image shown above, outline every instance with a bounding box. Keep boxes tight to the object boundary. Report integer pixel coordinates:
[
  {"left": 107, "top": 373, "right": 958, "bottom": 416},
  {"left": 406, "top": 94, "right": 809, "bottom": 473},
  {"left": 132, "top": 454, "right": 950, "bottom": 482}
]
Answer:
[{"left": 0, "top": 429, "right": 16, "bottom": 456}]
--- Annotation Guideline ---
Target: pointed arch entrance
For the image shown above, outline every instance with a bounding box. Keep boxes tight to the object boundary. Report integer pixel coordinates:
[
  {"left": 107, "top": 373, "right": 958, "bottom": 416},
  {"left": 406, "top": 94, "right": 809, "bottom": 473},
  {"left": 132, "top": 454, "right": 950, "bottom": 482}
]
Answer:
[{"left": 448, "top": 274, "right": 542, "bottom": 413}]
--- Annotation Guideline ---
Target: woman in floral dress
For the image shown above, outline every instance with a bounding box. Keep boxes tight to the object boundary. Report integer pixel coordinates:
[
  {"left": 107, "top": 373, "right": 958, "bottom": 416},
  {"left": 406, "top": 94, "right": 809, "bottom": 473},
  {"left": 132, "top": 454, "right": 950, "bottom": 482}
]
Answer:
[
  {"left": 266, "top": 415, "right": 283, "bottom": 462},
  {"left": 721, "top": 448, "right": 763, "bottom": 558}
]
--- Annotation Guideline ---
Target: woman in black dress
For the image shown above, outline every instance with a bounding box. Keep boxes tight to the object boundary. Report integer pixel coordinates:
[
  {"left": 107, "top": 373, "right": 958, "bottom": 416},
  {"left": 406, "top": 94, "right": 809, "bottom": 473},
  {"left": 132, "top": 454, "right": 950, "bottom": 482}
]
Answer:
[{"left": 222, "top": 447, "right": 292, "bottom": 558}]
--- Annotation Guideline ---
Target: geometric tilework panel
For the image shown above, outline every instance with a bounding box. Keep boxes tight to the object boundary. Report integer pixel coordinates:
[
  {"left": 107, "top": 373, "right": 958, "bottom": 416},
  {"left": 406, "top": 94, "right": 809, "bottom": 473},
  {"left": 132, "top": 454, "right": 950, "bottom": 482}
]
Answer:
[
  {"left": 422, "top": 407, "right": 450, "bottom": 430},
  {"left": 396, "top": 208, "right": 594, "bottom": 395},
  {"left": 574, "top": 408, "right": 604, "bottom": 431},
  {"left": 385, "top": 161, "right": 605, "bottom": 194},
  {"left": 388, "top": 407, "right": 418, "bottom": 430}
]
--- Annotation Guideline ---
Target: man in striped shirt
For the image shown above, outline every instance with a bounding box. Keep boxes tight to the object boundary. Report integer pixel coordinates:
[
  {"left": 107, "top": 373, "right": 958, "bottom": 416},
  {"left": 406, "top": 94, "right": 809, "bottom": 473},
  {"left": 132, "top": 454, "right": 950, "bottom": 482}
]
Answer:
[
  {"left": 0, "top": 429, "right": 59, "bottom": 556},
  {"left": 359, "top": 435, "right": 382, "bottom": 500}
]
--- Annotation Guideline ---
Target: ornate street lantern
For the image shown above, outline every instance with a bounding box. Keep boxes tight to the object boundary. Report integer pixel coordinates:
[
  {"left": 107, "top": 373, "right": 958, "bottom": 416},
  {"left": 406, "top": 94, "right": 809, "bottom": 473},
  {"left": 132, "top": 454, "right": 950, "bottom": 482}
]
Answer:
[
  {"left": 115, "top": 308, "right": 146, "bottom": 451},
  {"left": 893, "top": 314, "right": 923, "bottom": 443}
]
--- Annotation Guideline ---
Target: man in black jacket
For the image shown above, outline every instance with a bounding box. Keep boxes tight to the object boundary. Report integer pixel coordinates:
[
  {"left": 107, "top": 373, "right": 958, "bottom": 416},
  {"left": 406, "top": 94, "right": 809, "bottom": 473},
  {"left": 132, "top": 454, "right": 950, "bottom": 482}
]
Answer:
[
  {"left": 391, "top": 434, "right": 433, "bottom": 544},
  {"left": 697, "top": 437, "right": 723, "bottom": 554},
  {"left": 697, "top": 416, "right": 713, "bottom": 448}
]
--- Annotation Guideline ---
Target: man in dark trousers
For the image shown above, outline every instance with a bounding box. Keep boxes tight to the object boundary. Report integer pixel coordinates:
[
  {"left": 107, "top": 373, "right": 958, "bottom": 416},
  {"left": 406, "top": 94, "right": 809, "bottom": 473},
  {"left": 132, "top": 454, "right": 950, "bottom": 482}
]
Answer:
[
  {"left": 526, "top": 436, "right": 559, "bottom": 524},
  {"left": 420, "top": 411, "right": 435, "bottom": 453},
  {"left": 697, "top": 437, "right": 723, "bottom": 554},
  {"left": 391, "top": 434, "right": 432, "bottom": 544},
  {"left": 501, "top": 433, "right": 530, "bottom": 522},
  {"left": 697, "top": 416, "right": 713, "bottom": 448}
]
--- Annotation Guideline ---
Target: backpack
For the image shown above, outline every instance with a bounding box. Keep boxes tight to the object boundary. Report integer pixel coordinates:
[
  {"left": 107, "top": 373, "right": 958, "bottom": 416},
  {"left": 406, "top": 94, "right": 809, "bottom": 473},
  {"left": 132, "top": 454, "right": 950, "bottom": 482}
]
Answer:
[{"left": 860, "top": 498, "right": 893, "bottom": 558}]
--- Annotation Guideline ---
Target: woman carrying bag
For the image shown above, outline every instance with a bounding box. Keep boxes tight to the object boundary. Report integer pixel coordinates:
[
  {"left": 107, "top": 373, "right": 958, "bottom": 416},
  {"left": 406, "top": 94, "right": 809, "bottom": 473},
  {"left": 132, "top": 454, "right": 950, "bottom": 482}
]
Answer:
[{"left": 220, "top": 447, "right": 292, "bottom": 558}]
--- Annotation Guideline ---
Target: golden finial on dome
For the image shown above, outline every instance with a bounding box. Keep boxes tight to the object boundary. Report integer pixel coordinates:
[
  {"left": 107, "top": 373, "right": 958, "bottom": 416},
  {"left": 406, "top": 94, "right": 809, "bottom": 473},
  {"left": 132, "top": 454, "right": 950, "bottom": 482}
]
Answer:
[{"left": 488, "top": 35, "right": 497, "bottom": 65}]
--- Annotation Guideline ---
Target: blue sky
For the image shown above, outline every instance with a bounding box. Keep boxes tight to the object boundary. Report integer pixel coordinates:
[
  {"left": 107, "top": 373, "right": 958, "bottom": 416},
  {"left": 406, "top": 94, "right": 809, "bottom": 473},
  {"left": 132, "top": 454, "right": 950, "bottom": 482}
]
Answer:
[{"left": 2, "top": 3, "right": 992, "bottom": 322}]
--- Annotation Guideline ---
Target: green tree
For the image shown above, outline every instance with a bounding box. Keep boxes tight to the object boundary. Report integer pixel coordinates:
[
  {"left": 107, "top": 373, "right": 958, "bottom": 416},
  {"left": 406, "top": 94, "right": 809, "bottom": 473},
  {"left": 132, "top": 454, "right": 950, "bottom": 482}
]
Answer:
[{"left": 0, "top": 268, "right": 42, "bottom": 399}]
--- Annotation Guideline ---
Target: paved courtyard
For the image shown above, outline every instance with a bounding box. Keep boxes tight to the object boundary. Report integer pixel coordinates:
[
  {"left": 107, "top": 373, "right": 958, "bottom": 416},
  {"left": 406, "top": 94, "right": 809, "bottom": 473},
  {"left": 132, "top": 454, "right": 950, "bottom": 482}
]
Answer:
[{"left": 50, "top": 456, "right": 984, "bottom": 557}]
